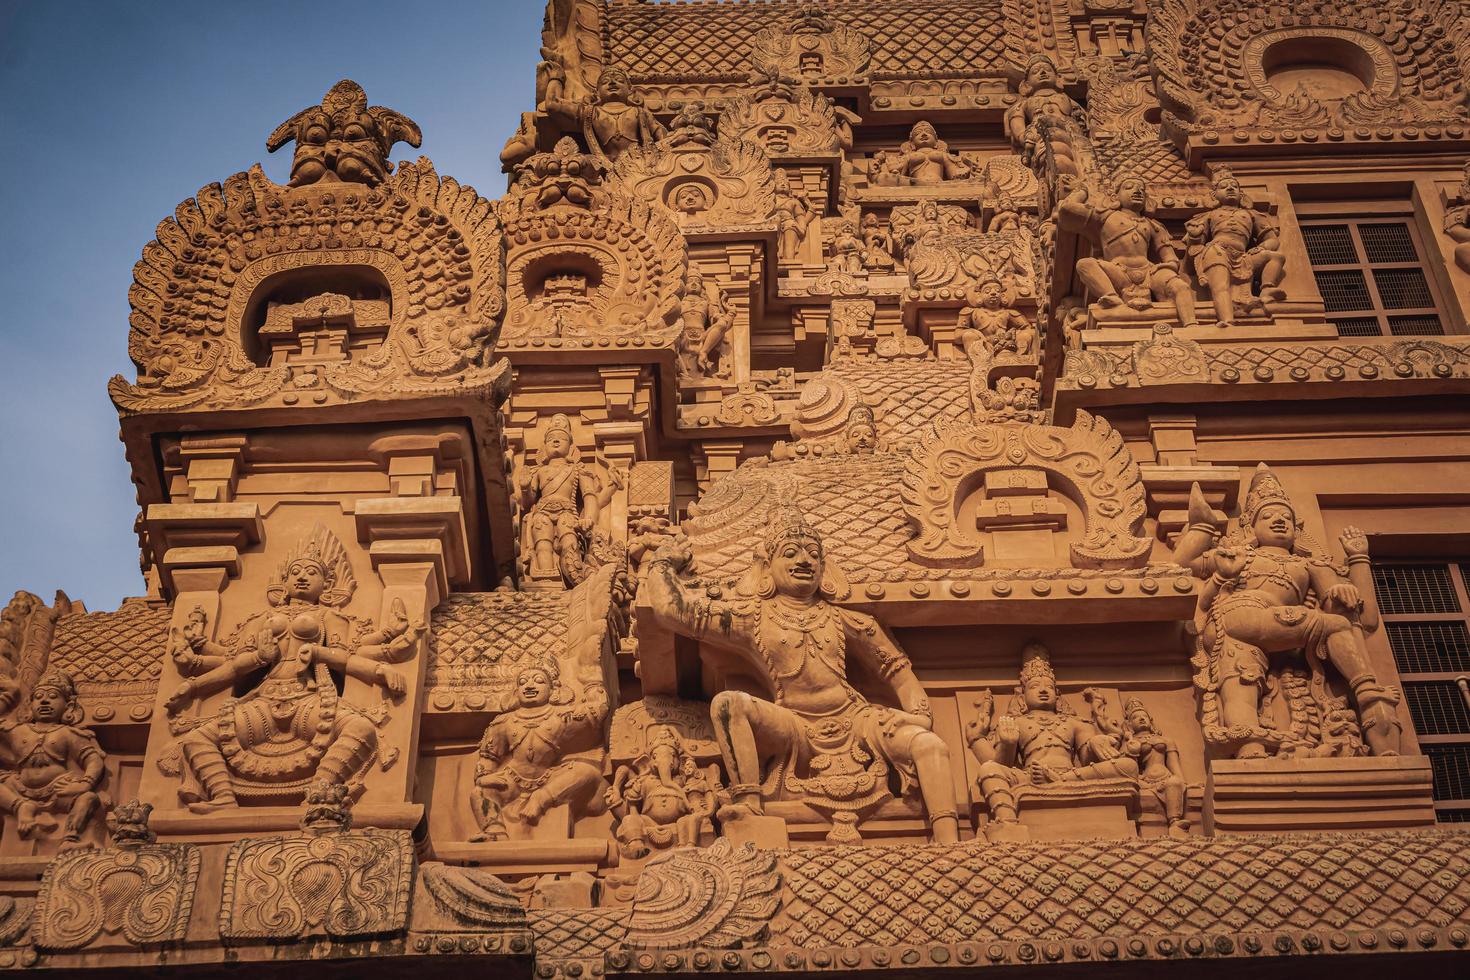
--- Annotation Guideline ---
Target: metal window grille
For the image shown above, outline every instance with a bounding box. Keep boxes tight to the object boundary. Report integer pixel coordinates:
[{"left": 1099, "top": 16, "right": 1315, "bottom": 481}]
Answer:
[
  {"left": 1314, "top": 269, "right": 1372, "bottom": 312},
  {"left": 1372, "top": 564, "right": 1461, "bottom": 614},
  {"left": 1358, "top": 222, "right": 1419, "bottom": 263},
  {"left": 1331, "top": 316, "right": 1382, "bottom": 337},
  {"left": 1404, "top": 681, "right": 1470, "bottom": 736},
  {"left": 1383, "top": 622, "right": 1470, "bottom": 674},
  {"left": 1437, "top": 809, "right": 1470, "bottom": 823},
  {"left": 1426, "top": 745, "right": 1470, "bottom": 802},
  {"left": 1301, "top": 223, "right": 1357, "bottom": 265},
  {"left": 1387, "top": 314, "right": 1444, "bottom": 336},
  {"left": 1373, "top": 268, "right": 1434, "bottom": 309}
]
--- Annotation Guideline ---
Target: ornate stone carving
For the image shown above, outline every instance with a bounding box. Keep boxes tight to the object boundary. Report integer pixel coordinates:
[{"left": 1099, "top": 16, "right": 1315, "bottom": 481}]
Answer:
[
  {"left": 872, "top": 121, "right": 974, "bottom": 187},
  {"left": 622, "top": 839, "right": 781, "bottom": 950},
  {"left": 901, "top": 411, "right": 1150, "bottom": 568},
  {"left": 1006, "top": 54, "right": 1094, "bottom": 207},
  {"left": 1058, "top": 178, "right": 1199, "bottom": 328},
  {"left": 646, "top": 508, "right": 960, "bottom": 844},
  {"left": 1150, "top": 0, "right": 1470, "bottom": 154},
  {"left": 890, "top": 202, "right": 1037, "bottom": 304},
  {"left": 0, "top": 668, "right": 106, "bottom": 849},
  {"left": 219, "top": 780, "right": 414, "bottom": 941},
  {"left": 542, "top": 66, "right": 665, "bottom": 166},
  {"left": 610, "top": 106, "right": 778, "bottom": 232},
  {"left": 1117, "top": 699, "right": 1191, "bottom": 838},
  {"left": 111, "top": 149, "right": 508, "bottom": 414},
  {"left": 858, "top": 213, "right": 895, "bottom": 273},
  {"left": 750, "top": 5, "right": 871, "bottom": 84},
  {"left": 471, "top": 654, "right": 608, "bottom": 841},
  {"left": 1174, "top": 466, "right": 1404, "bottom": 759},
  {"left": 1442, "top": 160, "right": 1470, "bottom": 272},
  {"left": 773, "top": 170, "right": 817, "bottom": 262},
  {"left": 1183, "top": 168, "right": 1286, "bottom": 326},
  {"left": 159, "top": 524, "right": 419, "bottom": 809},
  {"left": 519, "top": 414, "right": 621, "bottom": 588},
  {"left": 415, "top": 862, "right": 529, "bottom": 940},
  {"left": 966, "top": 643, "right": 1140, "bottom": 841},
  {"left": 500, "top": 137, "right": 686, "bottom": 343},
  {"left": 266, "top": 80, "right": 422, "bottom": 188},
  {"left": 606, "top": 697, "right": 724, "bottom": 859},
  {"left": 678, "top": 269, "right": 735, "bottom": 379},
  {"left": 33, "top": 800, "right": 199, "bottom": 951},
  {"left": 718, "top": 73, "right": 858, "bottom": 157}
]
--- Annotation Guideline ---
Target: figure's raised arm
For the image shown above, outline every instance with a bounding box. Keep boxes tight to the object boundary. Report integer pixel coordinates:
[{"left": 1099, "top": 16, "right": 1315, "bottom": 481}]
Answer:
[{"left": 644, "top": 537, "right": 750, "bottom": 647}]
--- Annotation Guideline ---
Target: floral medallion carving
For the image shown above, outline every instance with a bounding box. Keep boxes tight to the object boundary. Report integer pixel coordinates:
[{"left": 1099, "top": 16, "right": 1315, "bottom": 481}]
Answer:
[{"left": 901, "top": 412, "right": 1150, "bottom": 568}]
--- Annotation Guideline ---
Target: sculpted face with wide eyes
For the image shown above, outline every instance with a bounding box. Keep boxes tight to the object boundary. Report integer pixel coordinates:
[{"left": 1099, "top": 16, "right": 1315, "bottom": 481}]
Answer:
[{"left": 771, "top": 537, "right": 823, "bottom": 599}]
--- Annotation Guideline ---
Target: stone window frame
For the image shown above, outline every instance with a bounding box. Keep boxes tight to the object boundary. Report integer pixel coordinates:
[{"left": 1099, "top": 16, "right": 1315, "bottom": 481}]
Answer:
[
  {"left": 1295, "top": 199, "right": 1449, "bottom": 339},
  {"left": 1373, "top": 559, "right": 1470, "bottom": 822}
]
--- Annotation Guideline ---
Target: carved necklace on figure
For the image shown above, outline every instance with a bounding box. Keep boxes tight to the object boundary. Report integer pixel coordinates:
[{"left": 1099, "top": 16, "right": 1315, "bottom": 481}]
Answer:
[{"left": 756, "top": 595, "right": 845, "bottom": 694}]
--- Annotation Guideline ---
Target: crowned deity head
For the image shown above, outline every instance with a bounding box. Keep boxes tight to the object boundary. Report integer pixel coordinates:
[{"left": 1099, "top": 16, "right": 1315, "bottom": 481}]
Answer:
[
  {"left": 268, "top": 525, "right": 357, "bottom": 608},
  {"left": 1021, "top": 54, "right": 1061, "bottom": 95},
  {"left": 843, "top": 404, "right": 879, "bottom": 453},
  {"left": 761, "top": 503, "right": 826, "bottom": 601},
  {"left": 1241, "top": 463, "right": 1299, "bottom": 551},
  {"left": 1123, "top": 697, "right": 1157, "bottom": 736},
  {"left": 26, "top": 668, "right": 82, "bottom": 726},
  {"left": 597, "top": 67, "right": 637, "bottom": 105},
  {"left": 540, "top": 414, "right": 580, "bottom": 464},
  {"left": 1016, "top": 642, "right": 1059, "bottom": 714},
  {"left": 1115, "top": 176, "right": 1148, "bottom": 214},
  {"left": 514, "top": 655, "right": 562, "bottom": 709},
  {"left": 1212, "top": 166, "right": 1245, "bottom": 208}
]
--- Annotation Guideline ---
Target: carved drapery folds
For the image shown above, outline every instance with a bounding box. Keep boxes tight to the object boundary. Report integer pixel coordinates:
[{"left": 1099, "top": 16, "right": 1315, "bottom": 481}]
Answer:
[
  {"left": 1150, "top": 0, "right": 1470, "bottom": 157},
  {"left": 901, "top": 411, "right": 1150, "bottom": 568},
  {"left": 112, "top": 118, "right": 508, "bottom": 415},
  {"left": 500, "top": 138, "right": 687, "bottom": 344}
]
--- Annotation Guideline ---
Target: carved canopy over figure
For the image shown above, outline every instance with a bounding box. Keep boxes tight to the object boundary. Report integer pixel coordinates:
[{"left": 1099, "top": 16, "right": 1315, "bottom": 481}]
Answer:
[
  {"left": 1005, "top": 54, "right": 1092, "bottom": 192},
  {"left": 883, "top": 121, "right": 974, "bottom": 187},
  {"left": 542, "top": 66, "right": 666, "bottom": 165},
  {"left": 162, "top": 525, "right": 419, "bottom": 811},
  {"left": 518, "top": 414, "right": 620, "bottom": 587},
  {"left": 966, "top": 644, "right": 1139, "bottom": 840},
  {"left": 0, "top": 669, "right": 106, "bottom": 849},
  {"left": 1058, "top": 178, "right": 1200, "bottom": 328},
  {"left": 1173, "top": 465, "right": 1404, "bottom": 760},
  {"left": 472, "top": 656, "right": 607, "bottom": 841},
  {"left": 646, "top": 506, "right": 960, "bottom": 844},
  {"left": 1184, "top": 167, "right": 1287, "bottom": 327},
  {"left": 266, "top": 79, "right": 422, "bottom": 188}
]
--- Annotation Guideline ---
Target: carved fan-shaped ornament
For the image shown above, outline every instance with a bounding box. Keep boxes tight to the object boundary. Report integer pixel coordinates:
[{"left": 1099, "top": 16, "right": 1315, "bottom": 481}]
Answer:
[
  {"left": 624, "top": 839, "right": 781, "bottom": 949},
  {"left": 749, "top": 9, "right": 871, "bottom": 82},
  {"left": 610, "top": 137, "right": 778, "bottom": 231}
]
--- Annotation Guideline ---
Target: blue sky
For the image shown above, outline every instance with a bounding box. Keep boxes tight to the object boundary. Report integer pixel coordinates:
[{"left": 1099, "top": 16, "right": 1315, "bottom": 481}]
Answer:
[{"left": 0, "top": 0, "right": 541, "bottom": 610}]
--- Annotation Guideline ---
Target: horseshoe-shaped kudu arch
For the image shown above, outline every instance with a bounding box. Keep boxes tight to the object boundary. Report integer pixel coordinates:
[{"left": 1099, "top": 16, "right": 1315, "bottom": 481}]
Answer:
[{"left": 7, "top": 1, "right": 1470, "bottom": 976}]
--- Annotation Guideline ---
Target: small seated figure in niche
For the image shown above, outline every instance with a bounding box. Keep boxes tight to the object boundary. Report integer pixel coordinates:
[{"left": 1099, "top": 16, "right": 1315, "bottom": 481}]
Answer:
[
  {"left": 828, "top": 221, "right": 865, "bottom": 276},
  {"left": 859, "top": 213, "right": 895, "bottom": 271},
  {"left": 0, "top": 670, "right": 106, "bottom": 849},
  {"left": 1173, "top": 466, "right": 1403, "bottom": 759},
  {"left": 867, "top": 150, "right": 906, "bottom": 188},
  {"left": 887, "top": 121, "right": 973, "bottom": 186},
  {"left": 966, "top": 643, "right": 1139, "bottom": 840},
  {"left": 163, "top": 527, "right": 418, "bottom": 812},
  {"left": 774, "top": 170, "right": 817, "bottom": 261},
  {"left": 678, "top": 270, "right": 735, "bottom": 379},
  {"left": 1184, "top": 167, "right": 1286, "bottom": 327},
  {"left": 1118, "top": 699, "right": 1190, "bottom": 839},
  {"left": 606, "top": 727, "right": 721, "bottom": 858},
  {"left": 956, "top": 280, "right": 1036, "bottom": 364},
  {"left": 472, "top": 657, "right": 607, "bottom": 841},
  {"left": 1058, "top": 177, "right": 1200, "bottom": 328}
]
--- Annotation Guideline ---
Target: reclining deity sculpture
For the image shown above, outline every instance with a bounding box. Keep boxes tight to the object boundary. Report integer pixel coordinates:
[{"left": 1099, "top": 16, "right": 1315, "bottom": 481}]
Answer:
[
  {"left": 1005, "top": 54, "right": 1091, "bottom": 191},
  {"left": 471, "top": 656, "right": 608, "bottom": 841},
  {"left": 646, "top": 505, "right": 960, "bottom": 844},
  {"left": 162, "top": 525, "right": 419, "bottom": 811},
  {"left": 1058, "top": 178, "right": 1200, "bottom": 329},
  {"left": 1184, "top": 167, "right": 1287, "bottom": 327},
  {"left": 518, "top": 414, "right": 620, "bottom": 588},
  {"left": 0, "top": 669, "right": 106, "bottom": 849},
  {"left": 966, "top": 643, "right": 1139, "bottom": 841},
  {"left": 266, "top": 79, "right": 422, "bottom": 188},
  {"left": 541, "top": 66, "right": 665, "bottom": 165},
  {"left": 606, "top": 726, "right": 721, "bottom": 858},
  {"left": 884, "top": 121, "right": 974, "bottom": 186},
  {"left": 1173, "top": 465, "right": 1403, "bottom": 759}
]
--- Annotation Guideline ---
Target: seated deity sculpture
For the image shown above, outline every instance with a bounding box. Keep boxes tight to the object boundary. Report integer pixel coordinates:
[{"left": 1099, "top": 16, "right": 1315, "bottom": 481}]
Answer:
[
  {"left": 1174, "top": 465, "right": 1403, "bottom": 759},
  {"left": 1004, "top": 54, "right": 1089, "bottom": 184},
  {"left": 541, "top": 66, "right": 665, "bottom": 164},
  {"left": 883, "top": 121, "right": 973, "bottom": 186},
  {"left": 957, "top": 280, "right": 1036, "bottom": 362},
  {"left": 828, "top": 221, "right": 865, "bottom": 276},
  {"left": 966, "top": 643, "right": 1139, "bottom": 841},
  {"left": 162, "top": 525, "right": 418, "bottom": 811},
  {"left": 1118, "top": 698, "right": 1190, "bottom": 838},
  {"left": 1058, "top": 178, "right": 1200, "bottom": 329},
  {"left": 1184, "top": 167, "right": 1286, "bottom": 327},
  {"left": 1441, "top": 161, "right": 1470, "bottom": 274},
  {"left": 0, "top": 669, "right": 106, "bottom": 849},
  {"left": 607, "top": 726, "right": 721, "bottom": 858},
  {"left": 646, "top": 506, "right": 960, "bottom": 843},
  {"left": 472, "top": 656, "right": 607, "bottom": 841},
  {"left": 518, "top": 414, "right": 619, "bottom": 587}
]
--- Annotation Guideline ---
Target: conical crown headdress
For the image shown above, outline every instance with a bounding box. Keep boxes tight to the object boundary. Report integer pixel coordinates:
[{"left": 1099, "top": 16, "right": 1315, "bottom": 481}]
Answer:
[
  {"left": 270, "top": 524, "right": 357, "bottom": 608},
  {"left": 762, "top": 498, "right": 822, "bottom": 559},
  {"left": 1241, "top": 462, "right": 1295, "bottom": 525},
  {"left": 1018, "top": 641, "right": 1055, "bottom": 686}
]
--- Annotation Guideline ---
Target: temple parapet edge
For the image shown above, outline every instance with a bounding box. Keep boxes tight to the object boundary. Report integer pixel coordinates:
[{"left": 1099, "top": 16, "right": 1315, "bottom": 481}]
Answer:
[{"left": 4, "top": 0, "right": 1470, "bottom": 975}]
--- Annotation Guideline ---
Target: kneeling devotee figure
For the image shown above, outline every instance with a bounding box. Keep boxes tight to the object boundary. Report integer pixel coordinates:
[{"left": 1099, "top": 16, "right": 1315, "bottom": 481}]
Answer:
[
  {"left": 967, "top": 643, "right": 1138, "bottom": 839},
  {"left": 646, "top": 508, "right": 959, "bottom": 843}
]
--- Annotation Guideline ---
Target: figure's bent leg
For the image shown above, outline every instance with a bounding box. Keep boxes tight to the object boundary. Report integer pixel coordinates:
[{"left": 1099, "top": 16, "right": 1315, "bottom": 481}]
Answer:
[
  {"left": 909, "top": 729, "right": 959, "bottom": 843},
  {"left": 1160, "top": 273, "right": 1200, "bottom": 328},
  {"left": 976, "top": 761, "right": 1024, "bottom": 824},
  {"left": 60, "top": 789, "right": 100, "bottom": 848},
  {"left": 1076, "top": 258, "right": 1122, "bottom": 308},
  {"left": 0, "top": 783, "right": 37, "bottom": 837},
  {"left": 710, "top": 691, "right": 801, "bottom": 817},
  {"left": 526, "top": 760, "right": 605, "bottom": 824},
  {"left": 1321, "top": 622, "right": 1404, "bottom": 756},
  {"left": 317, "top": 714, "right": 379, "bottom": 788},
  {"left": 179, "top": 721, "right": 237, "bottom": 811}
]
